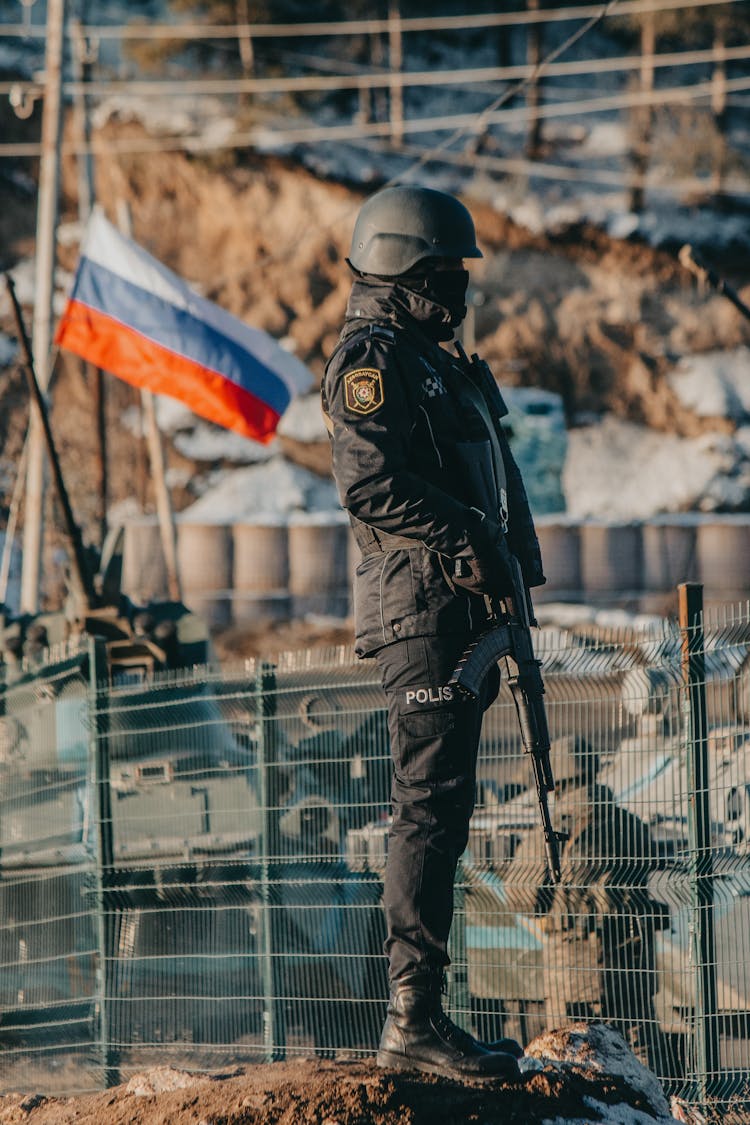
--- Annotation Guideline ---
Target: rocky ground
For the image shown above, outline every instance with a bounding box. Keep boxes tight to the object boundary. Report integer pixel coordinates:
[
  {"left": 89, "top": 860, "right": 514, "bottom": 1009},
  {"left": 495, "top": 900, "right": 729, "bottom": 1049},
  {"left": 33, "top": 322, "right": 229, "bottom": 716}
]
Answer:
[{"left": 0, "top": 1025, "right": 706, "bottom": 1125}]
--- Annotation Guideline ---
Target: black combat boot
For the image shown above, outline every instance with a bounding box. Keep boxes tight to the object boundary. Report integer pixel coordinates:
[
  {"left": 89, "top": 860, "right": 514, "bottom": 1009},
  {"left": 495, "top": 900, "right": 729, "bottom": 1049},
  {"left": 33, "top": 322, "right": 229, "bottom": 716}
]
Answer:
[
  {"left": 376, "top": 974, "right": 521, "bottom": 1080},
  {"left": 485, "top": 1035, "right": 524, "bottom": 1058}
]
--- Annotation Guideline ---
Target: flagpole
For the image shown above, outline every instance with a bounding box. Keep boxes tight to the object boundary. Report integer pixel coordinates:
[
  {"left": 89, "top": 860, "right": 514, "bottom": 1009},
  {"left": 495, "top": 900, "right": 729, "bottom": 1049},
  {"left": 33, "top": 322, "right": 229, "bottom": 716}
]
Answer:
[
  {"left": 115, "top": 201, "right": 183, "bottom": 604},
  {"left": 20, "top": 0, "right": 66, "bottom": 613}
]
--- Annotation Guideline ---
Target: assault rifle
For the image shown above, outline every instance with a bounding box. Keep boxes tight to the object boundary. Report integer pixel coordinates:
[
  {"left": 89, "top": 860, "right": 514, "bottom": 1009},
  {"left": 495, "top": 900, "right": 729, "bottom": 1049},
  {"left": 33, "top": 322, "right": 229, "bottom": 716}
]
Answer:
[{"left": 449, "top": 344, "right": 563, "bottom": 883}]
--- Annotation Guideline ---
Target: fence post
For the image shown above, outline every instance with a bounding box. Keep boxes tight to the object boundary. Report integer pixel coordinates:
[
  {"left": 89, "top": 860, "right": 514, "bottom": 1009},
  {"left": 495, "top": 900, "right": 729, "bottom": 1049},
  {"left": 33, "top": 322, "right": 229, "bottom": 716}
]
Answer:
[
  {"left": 88, "top": 638, "right": 119, "bottom": 1088},
  {"left": 678, "top": 583, "right": 719, "bottom": 1103},
  {"left": 449, "top": 860, "right": 470, "bottom": 1027},
  {"left": 256, "top": 660, "right": 286, "bottom": 1060}
]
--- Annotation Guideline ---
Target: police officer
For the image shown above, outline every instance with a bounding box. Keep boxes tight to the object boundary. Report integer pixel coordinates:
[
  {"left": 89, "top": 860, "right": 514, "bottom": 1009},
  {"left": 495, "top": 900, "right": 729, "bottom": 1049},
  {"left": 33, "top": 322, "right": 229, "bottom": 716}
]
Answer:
[
  {"left": 502, "top": 735, "right": 672, "bottom": 1075},
  {"left": 322, "top": 185, "right": 545, "bottom": 1080}
]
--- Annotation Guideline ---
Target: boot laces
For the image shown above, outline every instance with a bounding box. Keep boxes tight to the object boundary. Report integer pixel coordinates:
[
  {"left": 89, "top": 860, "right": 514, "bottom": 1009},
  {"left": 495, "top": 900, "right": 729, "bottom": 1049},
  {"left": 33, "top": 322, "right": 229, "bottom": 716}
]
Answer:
[{"left": 432, "top": 1007, "right": 480, "bottom": 1053}]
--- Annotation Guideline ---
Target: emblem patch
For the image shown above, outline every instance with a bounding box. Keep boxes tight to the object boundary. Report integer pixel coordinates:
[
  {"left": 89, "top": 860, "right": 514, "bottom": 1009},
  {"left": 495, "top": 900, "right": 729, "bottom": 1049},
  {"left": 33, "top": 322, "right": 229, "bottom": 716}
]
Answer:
[{"left": 344, "top": 368, "right": 384, "bottom": 415}]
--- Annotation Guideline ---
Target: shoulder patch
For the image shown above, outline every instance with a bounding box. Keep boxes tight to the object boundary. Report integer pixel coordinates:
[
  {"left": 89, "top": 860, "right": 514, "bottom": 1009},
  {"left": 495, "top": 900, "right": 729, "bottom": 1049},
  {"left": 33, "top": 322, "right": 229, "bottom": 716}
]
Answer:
[{"left": 343, "top": 368, "right": 384, "bottom": 415}]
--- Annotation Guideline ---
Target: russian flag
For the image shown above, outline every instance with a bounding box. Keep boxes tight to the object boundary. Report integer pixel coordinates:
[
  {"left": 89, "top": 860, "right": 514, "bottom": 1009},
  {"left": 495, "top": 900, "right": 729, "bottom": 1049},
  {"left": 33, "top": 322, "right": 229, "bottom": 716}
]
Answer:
[{"left": 54, "top": 209, "right": 313, "bottom": 443}]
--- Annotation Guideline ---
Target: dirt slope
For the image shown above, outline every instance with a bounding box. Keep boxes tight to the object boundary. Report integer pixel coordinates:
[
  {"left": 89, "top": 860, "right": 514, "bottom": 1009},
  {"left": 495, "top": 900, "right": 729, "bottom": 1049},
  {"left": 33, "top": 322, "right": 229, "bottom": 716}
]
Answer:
[{"left": 0, "top": 1056, "right": 671, "bottom": 1125}]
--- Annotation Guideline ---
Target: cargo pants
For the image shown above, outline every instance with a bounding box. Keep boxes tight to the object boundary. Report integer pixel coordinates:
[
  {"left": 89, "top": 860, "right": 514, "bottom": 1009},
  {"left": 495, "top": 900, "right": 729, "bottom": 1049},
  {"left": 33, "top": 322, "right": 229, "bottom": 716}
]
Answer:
[{"left": 375, "top": 633, "right": 500, "bottom": 982}]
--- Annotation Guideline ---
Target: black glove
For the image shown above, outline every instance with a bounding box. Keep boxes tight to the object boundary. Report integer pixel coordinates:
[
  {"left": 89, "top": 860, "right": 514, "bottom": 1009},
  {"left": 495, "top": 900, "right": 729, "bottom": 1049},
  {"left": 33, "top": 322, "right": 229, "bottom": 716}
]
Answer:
[{"left": 452, "top": 519, "right": 514, "bottom": 598}]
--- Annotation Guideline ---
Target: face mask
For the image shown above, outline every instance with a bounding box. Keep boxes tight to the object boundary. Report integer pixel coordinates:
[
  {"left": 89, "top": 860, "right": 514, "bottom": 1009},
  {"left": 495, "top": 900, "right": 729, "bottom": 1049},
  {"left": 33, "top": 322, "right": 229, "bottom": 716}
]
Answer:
[
  {"left": 395, "top": 266, "right": 470, "bottom": 340},
  {"left": 426, "top": 268, "right": 470, "bottom": 328}
]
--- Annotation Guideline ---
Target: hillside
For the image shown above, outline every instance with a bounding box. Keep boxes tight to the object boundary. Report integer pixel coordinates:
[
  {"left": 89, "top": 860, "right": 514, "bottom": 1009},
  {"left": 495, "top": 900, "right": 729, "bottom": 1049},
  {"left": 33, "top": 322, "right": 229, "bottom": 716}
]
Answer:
[{"left": 2, "top": 133, "right": 749, "bottom": 543}]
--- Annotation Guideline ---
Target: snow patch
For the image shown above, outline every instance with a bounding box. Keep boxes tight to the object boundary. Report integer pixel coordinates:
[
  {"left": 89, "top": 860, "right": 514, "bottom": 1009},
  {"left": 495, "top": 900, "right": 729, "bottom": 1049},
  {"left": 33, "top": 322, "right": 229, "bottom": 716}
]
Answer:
[
  {"left": 175, "top": 425, "right": 277, "bottom": 464},
  {"left": 563, "top": 416, "right": 750, "bottom": 519},
  {"left": 148, "top": 392, "right": 325, "bottom": 463},
  {"left": 179, "top": 455, "right": 341, "bottom": 522},
  {"left": 669, "top": 348, "right": 750, "bottom": 420},
  {"left": 278, "top": 392, "right": 329, "bottom": 444},
  {"left": 0, "top": 258, "right": 73, "bottom": 317},
  {"left": 581, "top": 121, "right": 629, "bottom": 158},
  {"left": 529, "top": 1023, "right": 675, "bottom": 1122}
]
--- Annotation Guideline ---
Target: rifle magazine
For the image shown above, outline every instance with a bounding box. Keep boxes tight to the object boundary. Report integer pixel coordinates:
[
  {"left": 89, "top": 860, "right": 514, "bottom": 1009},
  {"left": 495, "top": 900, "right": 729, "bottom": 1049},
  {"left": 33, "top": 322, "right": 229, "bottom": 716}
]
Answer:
[{"left": 448, "top": 627, "right": 513, "bottom": 700}]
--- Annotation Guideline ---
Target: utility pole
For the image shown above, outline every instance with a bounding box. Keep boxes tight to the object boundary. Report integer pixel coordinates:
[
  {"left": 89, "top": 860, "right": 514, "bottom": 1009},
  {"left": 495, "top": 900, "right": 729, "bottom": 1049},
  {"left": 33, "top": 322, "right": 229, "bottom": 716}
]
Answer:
[
  {"left": 20, "top": 0, "right": 66, "bottom": 613},
  {"left": 70, "top": 17, "right": 94, "bottom": 223},
  {"left": 388, "top": 1, "right": 403, "bottom": 148},
  {"left": 526, "top": 0, "right": 543, "bottom": 159},
  {"left": 628, "top": 10, "right": 655, "bottom": 213},
  {"left": 71, "top": 15, "right": 108, "bottom": 550}
]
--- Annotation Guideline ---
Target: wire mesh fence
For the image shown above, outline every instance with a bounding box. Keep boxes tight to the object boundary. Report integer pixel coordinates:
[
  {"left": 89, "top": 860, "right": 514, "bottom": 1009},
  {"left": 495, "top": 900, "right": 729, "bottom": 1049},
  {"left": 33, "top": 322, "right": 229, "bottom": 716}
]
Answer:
[{"left": 1, "top": 608, "right": 749, "bottom": 1111}]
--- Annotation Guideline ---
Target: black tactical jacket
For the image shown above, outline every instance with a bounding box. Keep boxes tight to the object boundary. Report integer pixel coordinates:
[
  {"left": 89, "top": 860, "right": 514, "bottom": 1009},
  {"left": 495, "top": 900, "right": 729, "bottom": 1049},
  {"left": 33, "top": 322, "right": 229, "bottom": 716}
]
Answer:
[{"left": 322, "top": 279, "right": 544, "bottom": 657}]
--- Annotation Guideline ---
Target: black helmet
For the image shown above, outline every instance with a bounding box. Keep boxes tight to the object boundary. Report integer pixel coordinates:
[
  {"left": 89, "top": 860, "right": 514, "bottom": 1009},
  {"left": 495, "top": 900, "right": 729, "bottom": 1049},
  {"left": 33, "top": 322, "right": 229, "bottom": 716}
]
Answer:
[
  {"left": 348, "top": 185, "right": 483, "bottom": 276},
  {"left": 549, "top": 735, "right": 599, "bottom": 787}
]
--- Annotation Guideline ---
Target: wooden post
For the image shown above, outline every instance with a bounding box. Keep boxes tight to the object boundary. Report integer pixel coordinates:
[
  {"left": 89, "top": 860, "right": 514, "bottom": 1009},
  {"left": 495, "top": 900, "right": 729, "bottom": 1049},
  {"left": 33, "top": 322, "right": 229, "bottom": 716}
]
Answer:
[
  {"left": 236, "top": 0, "right": 255, "bottom": 76},
  {"left": 20, "top": 0, "right": 66, "bottom": 613},
  {"left": 91, "top": 364, "right": 108, "bottom": 550},
  {"left": 370, "top": 28, "right": 387, "bottom": 124},
  {"left": 388, "top": 1, "right": 403, "bottom": 148},
  {"left": 141, "top": 389, "right": 182, "bottom": 602},
  {"left": 711, "top": 11, "right": 728, "bottom": 198},
  {"left": 628, "top": 10, "right": 655, "bottom": 213},
  {"left": 70, "top": 19, "right": 94, "bottom": 225},
  {"left": 497, "top": 0, "right": 512, "bottom": 72},
  {"left": 115, "top": 201, "right": 182, "bottom": 603},
  {"left": 525, "top": 0, "right": 543, "bottom": 159}
]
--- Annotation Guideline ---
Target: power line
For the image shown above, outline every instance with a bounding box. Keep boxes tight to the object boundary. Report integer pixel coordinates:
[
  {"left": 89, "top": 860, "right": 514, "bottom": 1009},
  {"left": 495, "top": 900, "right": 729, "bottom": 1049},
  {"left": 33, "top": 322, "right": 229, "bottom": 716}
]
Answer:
[
  {"left": 2, "top": 35, "right": 746, "bottom": 159},
  {"left": 2, "top": 41, "right": 745, "bottom": 101},
  {"left": 4, "top": 62, "right": 745, "bottom": 159},
  {"left": 3, "top": 0, "right": 743, "bottom": 290},
  {"left": 380, "top": 137, "right": 749, "bottom": 193},
  {"left": 264, "top": 75, "right": 750, "bottom": 143},
  {"left": 0, "top": 0, "right": 746, "bottom": 40}
]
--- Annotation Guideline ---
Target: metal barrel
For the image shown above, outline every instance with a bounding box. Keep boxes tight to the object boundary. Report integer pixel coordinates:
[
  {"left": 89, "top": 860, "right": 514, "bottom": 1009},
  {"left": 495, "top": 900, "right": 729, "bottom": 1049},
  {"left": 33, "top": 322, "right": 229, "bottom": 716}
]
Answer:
[
  {"left": 177, "top": 522, "right": 233, "bottom": 629},
  {"left": 288, "top": 515, "right": 350, "bottom": 619},
  {"left": 232, "top": 520, "right": 291, "bottom": 625},
  {"left": 696, "top": 515, "right": 750, "bottom": 597},
  {"left": 121, "top": 519, "right": 170, "bottom": 604},
  {"left": 533, "top": 517, "right": 581, "bottom": 601},
  {"left": 580, "top": 520, "right": 642, "bottom": 598},
  {"left": 642, "top": 515, "right": 700, "bottom": 592}
]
